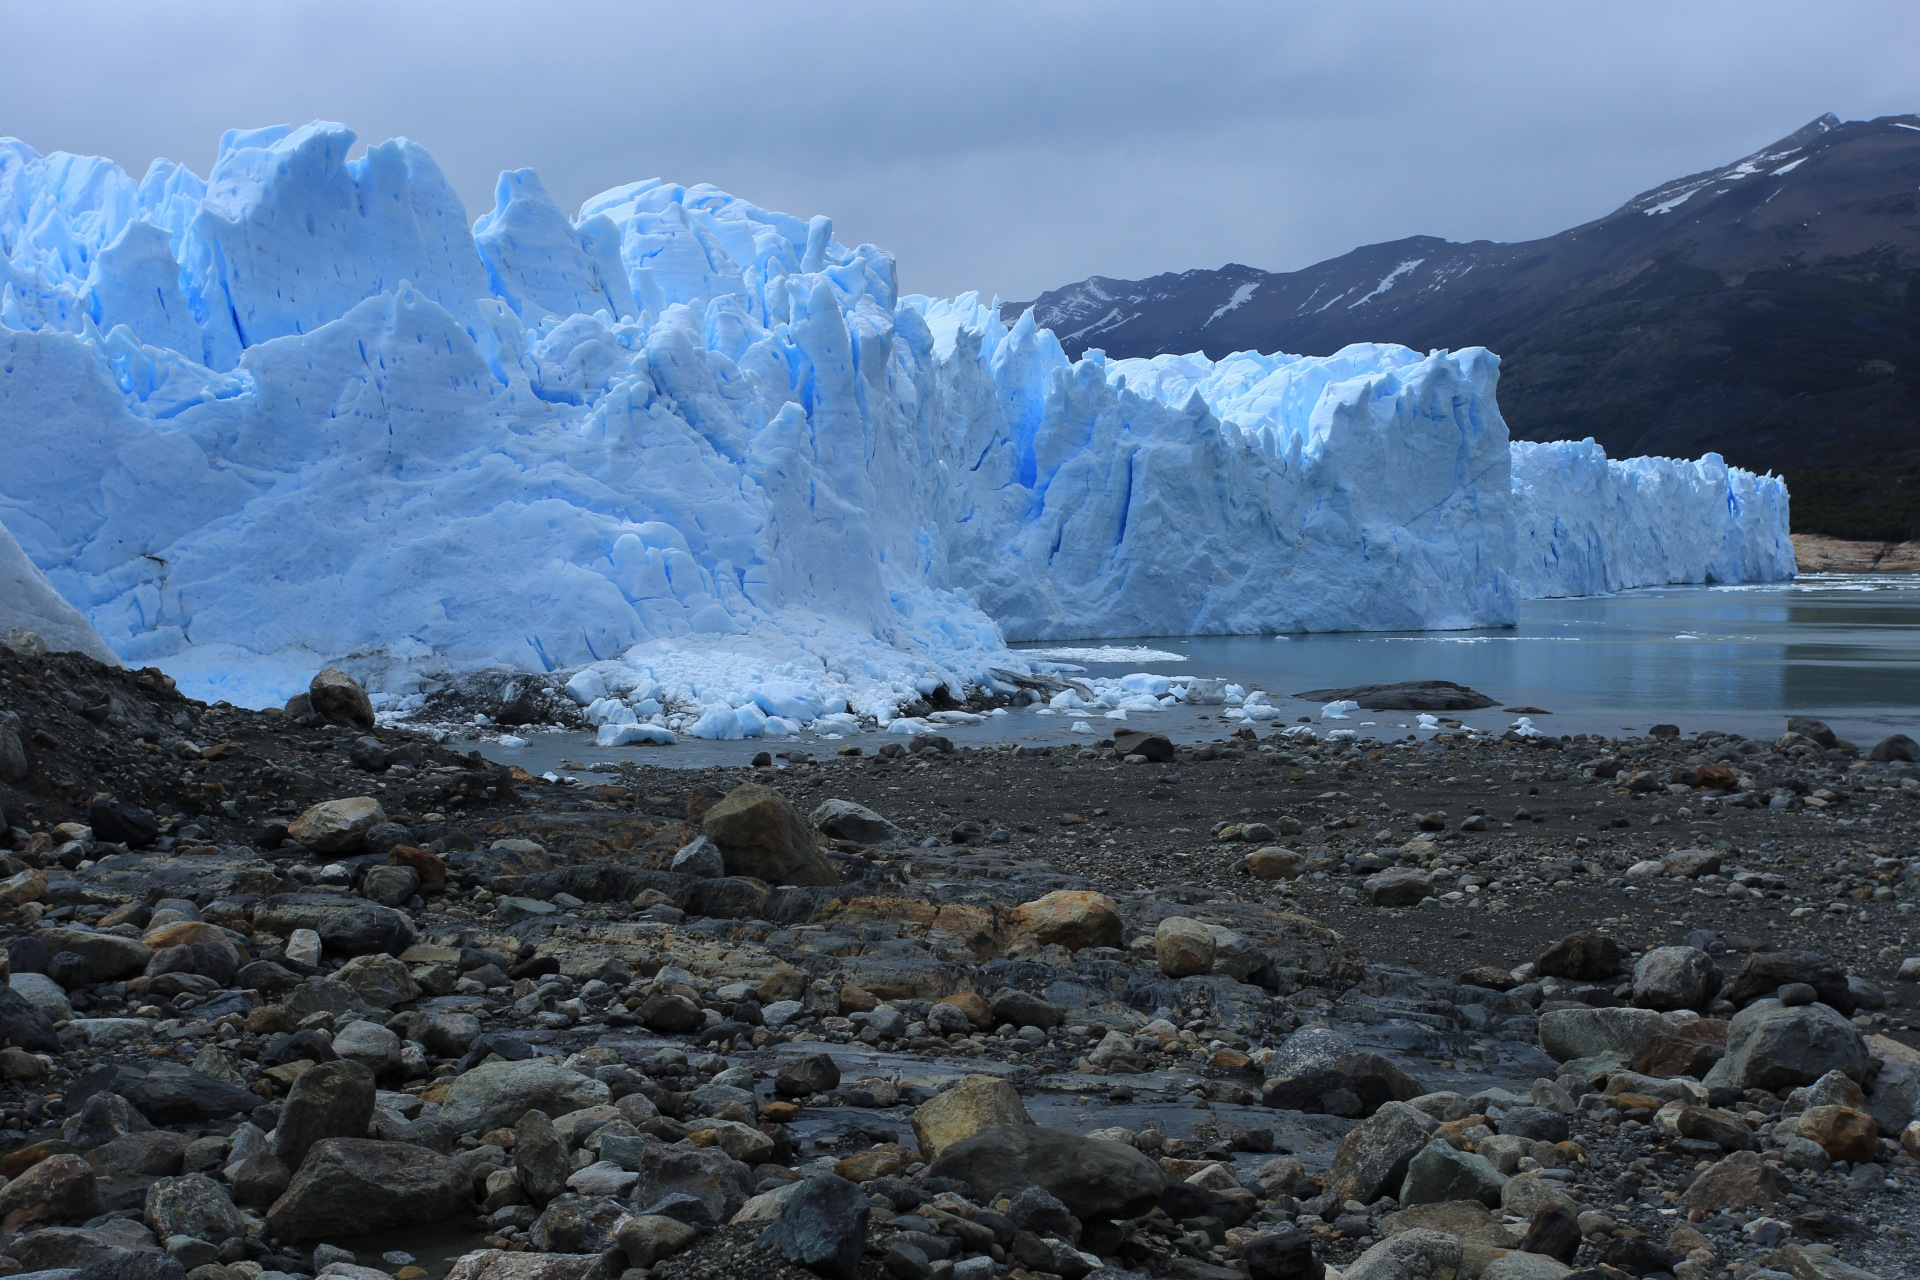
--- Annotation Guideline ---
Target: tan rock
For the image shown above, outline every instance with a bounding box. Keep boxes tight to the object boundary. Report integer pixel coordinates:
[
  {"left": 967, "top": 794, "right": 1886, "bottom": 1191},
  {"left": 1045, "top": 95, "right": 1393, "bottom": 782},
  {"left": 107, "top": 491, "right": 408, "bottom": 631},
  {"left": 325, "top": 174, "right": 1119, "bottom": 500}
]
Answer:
[
  {"left": 701, "top": 784, "right": 838, "bottom": 886},
  {"left": 1154, "top": 916, "right": 1215, "bottom": 977},
  {"left": 1009, "top": 889, "right": 1123, "bottom": 950},
  {"left": 0, "top": 868, "right": 46, "bottom": 907},
  {"left": 309, "top": 668, "right": 376, "bottom": 729},
  {"left": 1677, "top": 1149, "right": 1786, "bottom": 1211},
  {"left": 936, "top": 992, "right": 993, "bottom": 1030},
  {"left": 911, "top": 1074, "right": 1032, "bottom": 1160},
  {"left": 1244, "top": 847, "right": 1301, "bottom": 880},
  {"left": 1796, "top": 1104, "right": 1878, "bottom": 1163},
  {"left": 833, "top": 1143, "right": 915, "bottom": 1183},
  {"left": 288, "top": 796, "right": 388, "bottom": 854}
]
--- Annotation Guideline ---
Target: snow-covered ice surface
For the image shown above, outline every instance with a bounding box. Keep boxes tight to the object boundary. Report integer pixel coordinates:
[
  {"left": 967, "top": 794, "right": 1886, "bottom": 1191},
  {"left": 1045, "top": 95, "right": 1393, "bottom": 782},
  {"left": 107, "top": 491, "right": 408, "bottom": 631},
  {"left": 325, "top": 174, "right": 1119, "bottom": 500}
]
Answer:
[
  {"left": 0, "top": 520, "right": 118, "bottom": 663},
  {"left": 0, "top": 123, "right": 1793, "bottom": 738}
]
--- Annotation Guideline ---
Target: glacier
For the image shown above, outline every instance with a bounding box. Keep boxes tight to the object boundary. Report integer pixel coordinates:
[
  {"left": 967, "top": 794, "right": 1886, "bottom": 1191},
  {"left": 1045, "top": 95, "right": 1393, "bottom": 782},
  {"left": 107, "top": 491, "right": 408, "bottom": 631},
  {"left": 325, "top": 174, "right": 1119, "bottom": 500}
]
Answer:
[{"left": 0, "top": 122, "right": 1792, "bottom": 735}]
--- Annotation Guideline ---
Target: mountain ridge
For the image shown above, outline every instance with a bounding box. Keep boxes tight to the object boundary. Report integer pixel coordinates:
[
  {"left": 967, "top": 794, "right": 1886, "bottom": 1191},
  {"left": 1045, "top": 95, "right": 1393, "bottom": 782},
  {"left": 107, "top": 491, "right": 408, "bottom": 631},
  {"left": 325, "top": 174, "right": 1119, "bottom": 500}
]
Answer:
[{"left": 1009, "top": 114, "right": 1920, "bottom": 531}]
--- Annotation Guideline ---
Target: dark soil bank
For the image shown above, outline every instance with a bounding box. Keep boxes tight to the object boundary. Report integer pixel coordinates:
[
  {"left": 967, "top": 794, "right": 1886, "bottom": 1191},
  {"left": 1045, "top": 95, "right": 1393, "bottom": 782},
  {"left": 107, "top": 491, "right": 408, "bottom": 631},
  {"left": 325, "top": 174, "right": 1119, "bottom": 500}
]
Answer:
[{"left": 2, "top": 640, "right": 1918, "bottom": 1280}]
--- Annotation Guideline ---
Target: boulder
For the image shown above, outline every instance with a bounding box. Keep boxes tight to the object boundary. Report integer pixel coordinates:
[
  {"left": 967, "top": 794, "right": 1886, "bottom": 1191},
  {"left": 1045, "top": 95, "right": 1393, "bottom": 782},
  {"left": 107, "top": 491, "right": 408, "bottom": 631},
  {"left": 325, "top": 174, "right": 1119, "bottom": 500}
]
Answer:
[
  {"left": 1262, "top": 1052, "right": 1425, "bottom": 1118},
  {"left": 1153, "top": 916, "right": 1215, "bottom": 977},
  {"left": 912, "top": 1074, "right": 1032, "bottom": 1159},
  {"left": 1677, "top": 1149, "right": 1786, "bottom": 1211},
  {"left": 513, "top": 1110, "right": 569, "bottom": 1208},
  {"left": 68, "top": 1062, "right": 260, "bottom": 1126},
  {"left": 0, "top": 983, "right": 61, "bottom": 1051},
  {"left": 1363, "top": 869, "right": 1433, "bottom": 907},
  {"left": 668, "top": 836, "right": 725, "bottom": 878},
  {"left": 38, "top": 928, "right": 152, "bottom": 983},
  {"left": 775, "top": 1052, "right": 841, "bottom": 1097},
  {"left": 1535, "top": 931, "right": 1627, "bottom": 981},
  {"left": 1339, "top": 1227, "right": 1463, "bottom": 1280},
  {"left": 330, "top": 1021, "right": 401, "bottom": 1076},
  {"left": 1112, "top": 729, "right": 1174, "bottom": 762},
  {"left": 754, "top": 1174, "right": 869, "bottom": 1280},
  {"left": 1869, "top": 733, "right": 1920, "bottom": 763},
  {"left": 1795, "top": 1104, "right": 1879, "bottom": 1163},
  {"left": 1009, "top": 890, "right": 1124, "bottom": 950},
  {"left": 1227, "top": 1226, "right": 1325, "bottom": 1280},
  {"left": 434, "top": 1059, "right": 610, "bottom": 1138},
  {"left": 86, "top": 800, "right": 160, "bottom": 848},
  {"left": 144, "top": 1174, "right": 243, "bottom": 1243},
  {"left": 331, "top": 953, "right": 418, "bottom": 1008},
  {"left": 0, "top": 1153, "right": 100, "bottom": 1229},
  {"left": 444, "top": 1253, "right": 601, "bottom": 1280},
  {"left": 927, "top": 1124, "right": 1166, "bottom": 1221},
  {"left": 1722, "top": 951, "right": 1854, "bottom": 1014},
  {"left": 265, "top": 1138, "right": 469, "bottom": 1239},
  {"left": 626, "top": 1140, "right": 755, "bottom": 1223},
  {"left": 701, "top": 784, "right": 839, "bottom": 885},
  {"left": 988, "top": 989, "right": 1063, "bottom": 1030},
  {"left": 1632, "top": 945, "right": 1718, "bottom": 1011},
  {"left": 1398, "top": 1138, "right": 1508, "bottom": 1207},
  {"left": 1703, "top": 999, "right": 1867, "bottom": 1092},
  {"left": 273, "top": 1060, "right": 376, "bottom": 1168},
  {"left": 615, "top": 1216, "right": 700, "bottom": 1267},
  {"left": 288, "top": 797, "right": 387, "bottom": 855},
  {"left": 1324, "top": 1101, "right": 1438, "bottom": 1204},
  {"left": 1536, "top": 1006, "right": 1725, "bottom": 1077},
  {"left": 1291, "top": 681, "right": 1496, "bottom": 711},
  {"left": 317, "top": 903, "right": 417, "bottom": 957},
  {"left": 809, "top": 799, "right": 903, "bottom": 844},
  {"left": 310, "top": 668, "right": 376, "bottom": 730}
]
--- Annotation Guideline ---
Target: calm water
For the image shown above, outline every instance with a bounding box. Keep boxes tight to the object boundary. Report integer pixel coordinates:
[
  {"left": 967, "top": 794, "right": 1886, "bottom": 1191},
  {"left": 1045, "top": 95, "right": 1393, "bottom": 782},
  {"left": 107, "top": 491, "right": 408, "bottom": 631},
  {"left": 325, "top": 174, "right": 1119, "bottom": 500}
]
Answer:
[{"left": 474, "top": 576, "right": 1920, "bottom": 772}]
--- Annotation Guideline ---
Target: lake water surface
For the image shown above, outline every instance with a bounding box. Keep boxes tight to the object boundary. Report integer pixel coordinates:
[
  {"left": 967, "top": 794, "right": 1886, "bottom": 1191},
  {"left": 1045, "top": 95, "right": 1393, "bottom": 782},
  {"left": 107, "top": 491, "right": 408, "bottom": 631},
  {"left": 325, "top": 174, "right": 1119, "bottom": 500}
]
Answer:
[{"left": 473, "top": 575, "right": 1920, "bottom": 772}]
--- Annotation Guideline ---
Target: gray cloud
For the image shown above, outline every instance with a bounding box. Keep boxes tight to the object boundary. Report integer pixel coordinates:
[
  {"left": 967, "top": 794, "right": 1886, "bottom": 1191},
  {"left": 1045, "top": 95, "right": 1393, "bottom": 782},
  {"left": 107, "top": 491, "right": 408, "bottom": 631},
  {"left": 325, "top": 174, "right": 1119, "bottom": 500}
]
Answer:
[{"left": 2, "top": 0, "right": 1915, "bottom": 300}]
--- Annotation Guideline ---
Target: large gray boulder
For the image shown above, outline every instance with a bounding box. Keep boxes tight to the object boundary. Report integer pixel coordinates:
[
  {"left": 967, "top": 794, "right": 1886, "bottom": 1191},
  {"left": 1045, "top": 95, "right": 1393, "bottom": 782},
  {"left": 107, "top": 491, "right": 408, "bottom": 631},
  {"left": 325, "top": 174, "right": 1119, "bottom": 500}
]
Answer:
[
  {"left": 927, "top": 1124, "right": 1166, "bottom": 1221},
  {"left": 1324, "top": 1101, "right": 1438, "bottom": 1204},
  {"left": 1703, "top": 999, "right": 1868, "bottom": 1092},
  {"left": 272, "top": 1060, "right": 375, "bottom": 1167},
  {"left": 433, "top": 1059, "right": 609, "bottom": 1138},
  {"left": 264, "top": 1138, "right": 469, "bottom": 1239}
]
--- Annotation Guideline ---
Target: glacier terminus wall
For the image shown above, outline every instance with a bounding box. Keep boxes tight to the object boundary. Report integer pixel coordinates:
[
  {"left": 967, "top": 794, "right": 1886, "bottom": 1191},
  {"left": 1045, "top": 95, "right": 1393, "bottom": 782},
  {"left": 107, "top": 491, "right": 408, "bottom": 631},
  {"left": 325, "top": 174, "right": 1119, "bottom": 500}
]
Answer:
[{"left": 0, "top": 123, "right": 1793, "bottom": 732}]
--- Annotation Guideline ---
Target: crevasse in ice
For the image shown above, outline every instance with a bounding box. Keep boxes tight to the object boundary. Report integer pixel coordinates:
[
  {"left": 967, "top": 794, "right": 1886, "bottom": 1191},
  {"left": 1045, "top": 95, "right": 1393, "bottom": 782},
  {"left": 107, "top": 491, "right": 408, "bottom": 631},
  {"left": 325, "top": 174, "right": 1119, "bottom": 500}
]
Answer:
[{"left": 0, "top": 123, "right": 1792, "bottom": 731}]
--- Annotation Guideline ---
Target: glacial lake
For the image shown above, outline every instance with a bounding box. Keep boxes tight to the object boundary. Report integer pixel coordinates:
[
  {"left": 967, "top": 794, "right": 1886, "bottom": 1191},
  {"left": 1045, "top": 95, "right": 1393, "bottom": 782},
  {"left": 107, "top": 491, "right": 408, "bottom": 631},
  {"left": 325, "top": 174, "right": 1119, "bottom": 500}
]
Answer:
[{"left": 471, "top": 575, "right": 1920, "bottom": 773}]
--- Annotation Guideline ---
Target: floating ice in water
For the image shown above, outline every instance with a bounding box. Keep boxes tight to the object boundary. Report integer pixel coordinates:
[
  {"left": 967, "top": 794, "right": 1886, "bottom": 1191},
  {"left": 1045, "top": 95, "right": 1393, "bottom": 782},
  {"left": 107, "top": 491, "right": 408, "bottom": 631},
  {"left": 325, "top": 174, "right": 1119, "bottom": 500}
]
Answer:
[
  {"left": 496, "top": 735, "right": 528, "bottom": 749},
  {"left": 595, "top": 723, "right": 677, "bottom": 747},
  {"left": 0, "top": 123, "right": 1793, "bottom": 734},
  {"left": 1321, "top": 700, "right": 1361, "bottom": 720},
  {"left": 1020, "top": 646, "right": 1187, "bottom": 663},
  {"left": 1417, "top": 713, "right": 1441, "bottom": 730},
  {"left": 1071, "top": 720, "right": 1095, "bottom": 734},
  {"left": 1510, "top": 717, "right": 1541, "bottom": 738}
]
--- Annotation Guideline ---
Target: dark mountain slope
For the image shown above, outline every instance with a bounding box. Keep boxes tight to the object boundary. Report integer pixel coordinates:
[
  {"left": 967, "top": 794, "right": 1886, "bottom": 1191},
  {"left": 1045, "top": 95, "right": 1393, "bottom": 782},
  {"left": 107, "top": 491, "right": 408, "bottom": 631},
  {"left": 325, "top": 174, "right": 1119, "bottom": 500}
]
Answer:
[{"left": 1010, "top": 115, "right": 1920, "bottom": 531}]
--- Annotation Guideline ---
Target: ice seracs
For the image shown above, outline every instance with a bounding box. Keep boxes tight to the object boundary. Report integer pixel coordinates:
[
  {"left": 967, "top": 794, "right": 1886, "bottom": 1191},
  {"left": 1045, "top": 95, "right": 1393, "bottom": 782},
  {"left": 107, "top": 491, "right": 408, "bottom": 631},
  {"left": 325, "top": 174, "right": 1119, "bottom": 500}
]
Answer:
[
  {"left": 0, "top": 521, "right": 119, "bottom": 664},
  {"left": 0, "top": 122, "right": 1793, "bottom": 736}
]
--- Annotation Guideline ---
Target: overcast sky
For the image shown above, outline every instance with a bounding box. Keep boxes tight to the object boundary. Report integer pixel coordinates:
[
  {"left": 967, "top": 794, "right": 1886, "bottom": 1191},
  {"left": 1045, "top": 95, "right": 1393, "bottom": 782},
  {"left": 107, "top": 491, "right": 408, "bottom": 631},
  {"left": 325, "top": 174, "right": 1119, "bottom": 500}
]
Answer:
[{"left": 3, "top": 1, "right": 1916, "bottom": 301}]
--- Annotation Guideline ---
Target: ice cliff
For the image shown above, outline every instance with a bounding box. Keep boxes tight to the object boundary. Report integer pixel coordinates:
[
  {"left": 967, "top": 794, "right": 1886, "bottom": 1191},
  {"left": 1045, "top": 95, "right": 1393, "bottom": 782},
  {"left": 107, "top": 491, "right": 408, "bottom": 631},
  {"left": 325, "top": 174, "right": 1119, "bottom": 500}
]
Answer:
[
  {"left": 0, "top": 123, "right": 1792, "bottom": 728},
  {"left": 0, "top": 521, "right": 118, "bottom": 664}
]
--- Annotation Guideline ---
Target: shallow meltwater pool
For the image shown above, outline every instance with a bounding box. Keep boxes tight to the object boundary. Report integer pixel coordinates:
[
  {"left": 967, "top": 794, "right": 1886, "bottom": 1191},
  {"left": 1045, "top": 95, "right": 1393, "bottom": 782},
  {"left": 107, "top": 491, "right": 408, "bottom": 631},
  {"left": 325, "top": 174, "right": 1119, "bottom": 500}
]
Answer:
[{"left": 471, "top": 576, "right": 1920, "bottom": 773}]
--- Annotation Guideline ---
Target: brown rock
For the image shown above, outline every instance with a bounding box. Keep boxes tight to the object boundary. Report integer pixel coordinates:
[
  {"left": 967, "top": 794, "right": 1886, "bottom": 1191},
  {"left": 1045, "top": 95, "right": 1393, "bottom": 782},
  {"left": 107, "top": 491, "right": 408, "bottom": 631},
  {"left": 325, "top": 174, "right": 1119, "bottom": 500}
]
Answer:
[
  {"left": 1796, "top": 1105, "right": 1878, "bottom": 1163},
  {"left": 0, "top": 1153, "right": 100, "bottom": 1230},
  {"left": 1009, "top": 890, "right": 1123, "bottom": 950},
  {"left": 1693, "top": 763, "right": 1738, "bottom": 790},
  {"left": 1244, "top": 847, "right": 1302, "bottom": 880},
  {"left": 838, "top": 985, "right": 878, "bottom": 1014},
  {"left": 833, "top": 1144, "right": 915, "bottom": 1183},
  {"left": 309, "top": 668, "right": 375, "bottom": 730},
  {"left": 388, "top": 845, "right": 448, "bottom": 891},
  {"left": 685, "top": 781, "right": 725, "bottom": 824},
  {"left": 1678, "top": 1150, "right": 1786, "bottom": 1211},
  {"left": 701, "top": 784, "right": 839, "bottom": 886},
  {"left": 757, "top": 969, "right": 809, "bottom": 1003},
  {"left": 936, "top": 992, "right": 993, "bottom": 1030},
  {"left": 1536, "top": 931, "right": 1628, "bottom": 981},
  {"left": 287, "top": 796, "right": 388, "bottom": 855}
]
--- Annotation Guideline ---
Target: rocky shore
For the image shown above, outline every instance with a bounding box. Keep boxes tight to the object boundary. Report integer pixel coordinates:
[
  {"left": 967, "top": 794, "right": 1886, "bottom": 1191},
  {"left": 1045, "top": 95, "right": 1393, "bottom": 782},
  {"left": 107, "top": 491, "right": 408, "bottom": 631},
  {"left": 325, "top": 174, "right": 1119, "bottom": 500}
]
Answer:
[{"left": 1, "top": 638, "right": 1918, "bottom": 1280}]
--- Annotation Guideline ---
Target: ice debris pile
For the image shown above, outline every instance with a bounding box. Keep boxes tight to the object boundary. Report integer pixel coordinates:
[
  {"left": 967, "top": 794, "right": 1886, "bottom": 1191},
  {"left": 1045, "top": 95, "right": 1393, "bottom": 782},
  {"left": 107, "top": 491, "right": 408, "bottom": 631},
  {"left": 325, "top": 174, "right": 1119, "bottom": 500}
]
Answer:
[{"left": 0, "top": 122, "right": 1792, "bottom": 735}]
